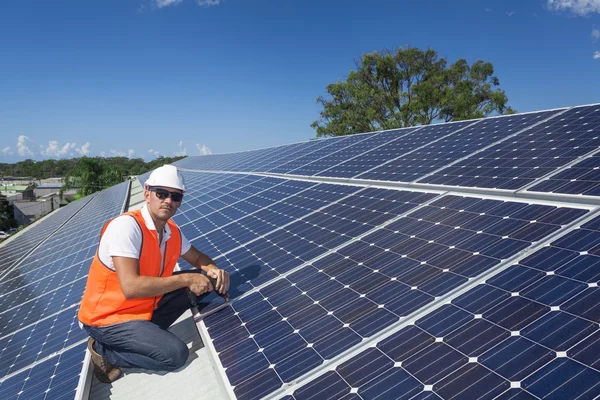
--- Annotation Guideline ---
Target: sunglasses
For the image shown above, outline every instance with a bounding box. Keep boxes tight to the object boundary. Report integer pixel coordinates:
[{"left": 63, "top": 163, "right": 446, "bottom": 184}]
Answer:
[{"left": 149, "top": 187, "right": 184, "bottom": 202}]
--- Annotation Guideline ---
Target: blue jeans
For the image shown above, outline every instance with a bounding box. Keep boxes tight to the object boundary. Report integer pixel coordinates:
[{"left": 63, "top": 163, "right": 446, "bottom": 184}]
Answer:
[{"left": 83, "top": 270, "right": 207, "bottom": 372}]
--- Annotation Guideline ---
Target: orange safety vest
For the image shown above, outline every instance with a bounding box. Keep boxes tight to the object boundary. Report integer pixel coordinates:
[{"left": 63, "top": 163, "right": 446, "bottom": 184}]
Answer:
[{"left": 78, "top": 210, "right": 182, "bottom": 326}]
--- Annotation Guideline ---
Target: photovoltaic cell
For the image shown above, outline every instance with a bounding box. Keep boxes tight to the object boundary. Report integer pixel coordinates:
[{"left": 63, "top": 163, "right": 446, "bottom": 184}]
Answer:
[
  {"left": 358, "top": 110, "right": 558, "bottom": 182},
  {"left": 0, "top": 193, "right": 95, "bottom": 275},
  {"left": 0, "top": 182, "right": 128, "bottom": 391},
  {"left": 291, "top": 212, "right": 600, "bottom": 400},
  {"left": 287, "top": 127, "right": 419, "bottom": 176},
  {"left": 200, "top": 192, "right": 587, "bottom": 399},
  {"left": 418, "top": 105, "right": 600, "bottom": 190},
  {"left": 527, "top": 153, "right": 600, "bottom": 196},
  {"left": 318, "top": 121, "right": 472, "bottom": 179}
]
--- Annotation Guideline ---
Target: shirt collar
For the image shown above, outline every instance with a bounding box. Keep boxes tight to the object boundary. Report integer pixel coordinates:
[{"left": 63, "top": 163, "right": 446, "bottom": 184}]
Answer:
[{"left": 141, "top": 204, "right": 172, "bottom": 238}]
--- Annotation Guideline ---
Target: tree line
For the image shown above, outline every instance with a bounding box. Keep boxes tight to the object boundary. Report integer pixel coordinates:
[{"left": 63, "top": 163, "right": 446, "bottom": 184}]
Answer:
[{"left": 0, "top": 156, "right": 185, "bottom": 182}]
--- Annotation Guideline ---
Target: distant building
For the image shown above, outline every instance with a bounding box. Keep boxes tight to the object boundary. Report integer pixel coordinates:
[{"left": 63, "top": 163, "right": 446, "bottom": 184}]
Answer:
[
  {"left": 35, "top": 183, "right": 64, "bottom": 197},
  {"left": 13, "top": 196, "right": 60, "bottom": 226}
]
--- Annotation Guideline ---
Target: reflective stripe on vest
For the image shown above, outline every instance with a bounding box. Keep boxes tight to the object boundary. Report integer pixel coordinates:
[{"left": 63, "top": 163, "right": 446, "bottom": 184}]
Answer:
[{"left": 78, "top": 209, "right": 182, "bottom": 326}]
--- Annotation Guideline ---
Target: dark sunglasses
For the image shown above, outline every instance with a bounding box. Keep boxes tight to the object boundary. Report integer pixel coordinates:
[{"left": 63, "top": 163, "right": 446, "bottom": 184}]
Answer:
[{"left": 149, "top": 187, "right": 184, "bottom": 202}]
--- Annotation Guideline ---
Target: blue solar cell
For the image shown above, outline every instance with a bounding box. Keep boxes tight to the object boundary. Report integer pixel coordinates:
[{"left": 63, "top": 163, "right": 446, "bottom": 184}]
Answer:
[
  {"left": 561, "top": 287, "right": 600, "bottom": 322},
  {"left": 521, "top": 311, "right": 597, "bottom": 351},
  {"left": 434, "top": 363, "right": 509, "bottom": 399},
  {"left": 522, "top": 358, "right": 600, "bottom": 400},
  {"left": 415, "top": 304, "right": 473, "bottom": 337},
  {"left": 337, "top": 347, "right": 393, "bottom": 387},
  {"left": 359, "top": 367, "right": 423, "bottom": 399},
  {"left": 444, "top": 318, "right": 510, "bottom": 356},
  {"left": 479, "top": 336, "right": 555, "bottom": 381},
  {"left": 293, "top": 370, "right": 349, "bottom": 399},
  {"left": 403, "top": 342, "right": 468, "bottom": 384}
]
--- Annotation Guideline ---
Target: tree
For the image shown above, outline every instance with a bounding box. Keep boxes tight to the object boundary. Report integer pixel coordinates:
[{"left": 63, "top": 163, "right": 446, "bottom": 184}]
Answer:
[
  {"left": 0, "top": 194, "right": 16, "bottom": 230},
  {"left": 312, "top": 46, "right": 516, "bottom": 137}
]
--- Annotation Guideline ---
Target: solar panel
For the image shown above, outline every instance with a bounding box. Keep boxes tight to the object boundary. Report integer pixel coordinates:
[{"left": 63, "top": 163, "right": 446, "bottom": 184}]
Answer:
[
  {"left": 198, "top": 193, "right": 589, "bottom": 399},
  {"left": 0, "top": 193, "right": 95, "bottom": 277},
  {"left": 525, "top": 152, "right": 600, "bottom": 196},
  {"left": 317, "top": 121, "right": 473, "bottom": 179},
  {"left": 0, "top": 182, "right": 129, "bottom": 393},
  {"left": 358, "top": 110, "right": 560, "bottom": 182},
  {"left": 418, "top": 105, "right": 600, "bottom": 190},
  {"left": 281, "top": 210, "right": 600, "bottom": 400}
]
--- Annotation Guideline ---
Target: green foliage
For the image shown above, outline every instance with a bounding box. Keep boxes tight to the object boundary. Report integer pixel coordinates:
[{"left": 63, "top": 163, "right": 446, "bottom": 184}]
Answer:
[
  {"left": 312, "top": 47, "right": 516, "bottom": 137},
  {"left": 0, "top": 194, "right": 17, "bottom": 230},
  {"left": 1, "top": 156, "right": 185, "bottom": 197}
]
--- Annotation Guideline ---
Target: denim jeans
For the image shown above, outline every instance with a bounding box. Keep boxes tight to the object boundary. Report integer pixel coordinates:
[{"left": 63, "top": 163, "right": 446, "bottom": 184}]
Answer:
[{"left": 83, "top": 270, "right": 207, "bottom": 372}]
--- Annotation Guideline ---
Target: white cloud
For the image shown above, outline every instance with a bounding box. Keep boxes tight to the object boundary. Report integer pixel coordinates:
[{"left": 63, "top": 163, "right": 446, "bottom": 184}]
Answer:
[
  {"left": 197, "top": 0, "right": 222, "bottom": 6},
  {"left": 593, "top": 28, "right": 600, "bottom": 40},
  {"left": 154, "top": 0, "right": 182, "bottom": 8},
  {"left": 485, "top": 8, "right": 493, "bottom": 12},
  {"left": 2, "top": 147, "right": 10, "bottom": 155},
  {"left": 174, "top": 140, "right": 187, "bottom": 156},
  {"left": 100, "top": 151, "right": 106, "bottom": 157},
  {"left": 594, "top": 50, "right": 600, "bottom": 59},
  {"left": 196, "top": 143, "right": 213, "bottom": 155},
  {"left": 76, "top": 142, "right": 91, "bottom": 156},
  {"left": 506, "top": 11, "right": 515, "bottom": 16},
  {"left": 128, "top": 149, "right": 135, "bottom": 158},
  {"left": 148, "top": 148, "right": 160, "bottom": 156},
  {"left": 42, "top": 140, "right": 76, "bottom": 158},
  {"left": 547, "top": 0, "right": 600, "bottom": 15},
  {"left": 109, "top": 149, "right": 126, "bottom": 157},
  {"left": 17, "top": 135, "right": 35, "bottom": 157}
]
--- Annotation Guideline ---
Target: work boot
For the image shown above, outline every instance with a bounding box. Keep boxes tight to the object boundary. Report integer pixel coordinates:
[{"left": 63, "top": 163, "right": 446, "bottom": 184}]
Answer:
[{"left": 87, "top": 338, "right": 123, "bottom": 383}]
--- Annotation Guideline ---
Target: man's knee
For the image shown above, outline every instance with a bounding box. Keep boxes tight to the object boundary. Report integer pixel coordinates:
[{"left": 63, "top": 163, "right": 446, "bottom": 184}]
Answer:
[{"left": 160, "top": 339, "right": 189, "bottom": 371}]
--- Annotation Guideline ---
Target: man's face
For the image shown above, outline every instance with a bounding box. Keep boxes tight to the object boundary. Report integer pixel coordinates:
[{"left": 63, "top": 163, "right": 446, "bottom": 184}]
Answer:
[{"left": 144, "top": 186, "right": 183, "bottom": 222}]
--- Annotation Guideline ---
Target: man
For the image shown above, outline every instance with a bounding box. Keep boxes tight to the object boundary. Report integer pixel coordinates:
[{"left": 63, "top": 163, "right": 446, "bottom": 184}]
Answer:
[{"left": 78, "top": 164, "right": 230, "bottom": 383}]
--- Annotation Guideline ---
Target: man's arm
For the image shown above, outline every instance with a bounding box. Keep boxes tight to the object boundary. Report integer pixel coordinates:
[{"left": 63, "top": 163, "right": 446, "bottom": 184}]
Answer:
[
  {"left": 114, "top": 256, "right": 212, "bottom": 298},
  {"left": 181, "top": 246, "right": 230, "bottom": 294}
]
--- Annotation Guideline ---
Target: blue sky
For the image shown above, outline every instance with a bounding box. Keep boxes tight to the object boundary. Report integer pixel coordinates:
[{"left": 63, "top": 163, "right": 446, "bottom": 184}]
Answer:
[{"left": 1, "top": 0, "right": 599, "bottom": 162}]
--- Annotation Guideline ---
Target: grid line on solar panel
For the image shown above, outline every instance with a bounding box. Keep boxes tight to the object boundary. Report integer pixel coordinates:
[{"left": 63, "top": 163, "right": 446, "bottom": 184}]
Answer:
[
  {"left": 179, "top": 181, "right": 360, "bottom": 255},
  {"left": 0, "top": 341, "right": 86, "bottom": 400},
  {"left": 315, "top": 120, "right": 475, "bottom": 179},
  {"left": 0, "top": 306, "right": 88, "bottom": 380},
  {"left": 285, "top": 127, "right": 422, "bottom": 177},
  {"left": 272, "top": 205, "right": 600, "bottom": 400},
  {"left": 0, "top": 193, "right": 97, "bottom": 278},
  {"left": 176, "top": 180, "right": 324, "bottom": 245},
  {"left": 202, "top": 196, "right": 591, "bottom": 400},
  {"left": 175, "top": 177, "right": 317, "bottom": 237},
  {"left": 0, "top": 182, "right": 130, "bottom": 289},
  {"left": 418, "top": 105, "right": 600, "bottom": 190},
  {"left": 267, "top": 134, "right": 376, "bottom": 174},
  {"left": 193, "top": 189, "right": 442, "bottom": 314},
  {"left": 357, "top": 109, "right": 560, "bottom": 183},
  {"left": 0, "top": 182, "right": 128, "bottom": 390},
  {"left": 524, "top": 148, "right": 600, "bottom": 197}
]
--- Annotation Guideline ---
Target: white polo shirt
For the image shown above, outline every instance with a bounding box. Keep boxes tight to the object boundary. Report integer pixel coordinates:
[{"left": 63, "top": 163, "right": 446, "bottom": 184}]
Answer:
[{"left": 97, "top": 204, "right": 192, "bottom": 273}]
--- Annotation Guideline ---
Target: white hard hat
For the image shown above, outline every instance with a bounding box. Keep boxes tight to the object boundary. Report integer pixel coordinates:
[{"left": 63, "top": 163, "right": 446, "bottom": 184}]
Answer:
[{"left": 145, "top": 165, "right": 186, "bottom": 192}]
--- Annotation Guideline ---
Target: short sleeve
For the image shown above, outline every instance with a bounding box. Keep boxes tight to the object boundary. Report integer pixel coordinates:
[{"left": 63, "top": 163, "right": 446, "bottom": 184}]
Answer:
[
  {"left": 180, "top": 229, "right": 192, "bottom": 256},
  {"left": 97, "top": 215, "right": 143, "bottom": 270}
]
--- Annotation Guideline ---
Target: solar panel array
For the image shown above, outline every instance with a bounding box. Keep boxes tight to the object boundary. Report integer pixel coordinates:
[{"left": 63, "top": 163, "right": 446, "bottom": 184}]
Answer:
[
  {"left": 2, "top": 103, "right": 600, "bottom": 400},
  {"left": 0, "top": 182, "right": 129, "bottom": 400},
  {"left": 166, "top": 103, "right": 600, "bottom": 400}
]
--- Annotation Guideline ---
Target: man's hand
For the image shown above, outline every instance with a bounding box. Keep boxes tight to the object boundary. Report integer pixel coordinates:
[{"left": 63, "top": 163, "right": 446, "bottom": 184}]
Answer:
[
  {"left": 187, "top": 273, "right": 214, "bottom": 296},
  {"left": 206, "top": 266, "right": 230, "bottom": 294}
]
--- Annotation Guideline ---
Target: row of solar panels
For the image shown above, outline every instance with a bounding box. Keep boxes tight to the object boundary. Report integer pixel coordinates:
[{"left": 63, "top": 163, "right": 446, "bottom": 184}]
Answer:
[
  {"left": 0, "top": 182, "right": 130, "bottom": 399},
  {"left": 174, "top": 105, "right": 600, "bottom": 197},
  {"left": 157, "top": 171, "right": 599, "bottom": 400}
]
